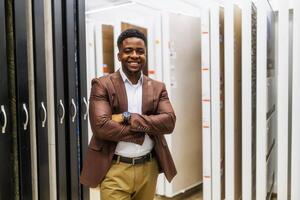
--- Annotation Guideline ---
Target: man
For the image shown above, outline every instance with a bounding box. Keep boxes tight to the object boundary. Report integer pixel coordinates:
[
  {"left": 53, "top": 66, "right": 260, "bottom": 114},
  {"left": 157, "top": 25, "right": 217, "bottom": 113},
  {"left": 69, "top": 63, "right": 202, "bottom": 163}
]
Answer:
[{"left": 80, "top": 29, "right": 177, "bottom": 200}]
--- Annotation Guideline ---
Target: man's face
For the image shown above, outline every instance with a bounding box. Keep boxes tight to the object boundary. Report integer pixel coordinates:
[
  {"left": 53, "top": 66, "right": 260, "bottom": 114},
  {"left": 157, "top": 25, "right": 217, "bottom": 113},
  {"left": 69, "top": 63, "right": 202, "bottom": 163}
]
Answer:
[{"left": 118, "top": 37, "right": 146, "bottom": 75}]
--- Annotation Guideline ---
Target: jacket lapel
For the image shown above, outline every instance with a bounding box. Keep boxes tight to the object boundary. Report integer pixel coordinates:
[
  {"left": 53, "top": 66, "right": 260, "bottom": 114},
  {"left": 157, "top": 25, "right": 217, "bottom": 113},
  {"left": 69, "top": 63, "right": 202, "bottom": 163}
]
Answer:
[
  {"left": 142, "top": 76, "right": 156, "bottom": 142},
  {"left": 110, "top": 71, "right": 128, "bottom": 112},
  {"left": 142, "top": 75, "right": 154, "bottom": 114}
]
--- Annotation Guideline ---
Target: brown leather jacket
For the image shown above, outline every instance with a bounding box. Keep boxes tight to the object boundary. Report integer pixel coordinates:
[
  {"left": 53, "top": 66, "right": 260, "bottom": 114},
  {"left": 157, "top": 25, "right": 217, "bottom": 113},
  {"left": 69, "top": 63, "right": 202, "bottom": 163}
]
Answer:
[{"left": 80, "top": 71, "right": 177, "bottom": 188}]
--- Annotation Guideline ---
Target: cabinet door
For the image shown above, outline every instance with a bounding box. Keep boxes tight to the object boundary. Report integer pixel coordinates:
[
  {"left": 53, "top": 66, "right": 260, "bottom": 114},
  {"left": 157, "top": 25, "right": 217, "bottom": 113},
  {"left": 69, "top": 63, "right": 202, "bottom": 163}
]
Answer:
[
  {"left": 52, "top": 0, "right": 68, "bottom": 198},
  {"left": 76, "top": 0, "right": 89, "bottom": 199},
  {"left": 14, "top": 0, "right": 33, "bottom": 198},
  {"left": 64, "top": 0, "right": 80, "bottom": 198},
  {"left": 0, "top": 0, "right": 13, "bottom": 198},
  {"left": 32, "top": 0, "right": 50, "bottom": 198}
]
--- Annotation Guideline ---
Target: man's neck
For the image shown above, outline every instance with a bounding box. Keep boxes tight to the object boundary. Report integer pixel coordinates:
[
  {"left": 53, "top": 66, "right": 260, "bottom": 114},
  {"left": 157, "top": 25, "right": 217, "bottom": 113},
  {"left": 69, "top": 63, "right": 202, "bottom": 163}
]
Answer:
[
  {"left": 128, "top": 74, "right": 140, "bottom": 85},
  {"left": 121, "top": 68, "right": 141, "bottom": 85}
]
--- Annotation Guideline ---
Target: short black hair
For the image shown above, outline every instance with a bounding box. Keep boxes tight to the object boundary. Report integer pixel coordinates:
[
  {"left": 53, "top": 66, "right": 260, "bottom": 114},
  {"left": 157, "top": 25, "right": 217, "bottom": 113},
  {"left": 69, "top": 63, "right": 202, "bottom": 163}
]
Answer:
[{"left": 117, "top": 28, "right": 147, "bottom": 49}]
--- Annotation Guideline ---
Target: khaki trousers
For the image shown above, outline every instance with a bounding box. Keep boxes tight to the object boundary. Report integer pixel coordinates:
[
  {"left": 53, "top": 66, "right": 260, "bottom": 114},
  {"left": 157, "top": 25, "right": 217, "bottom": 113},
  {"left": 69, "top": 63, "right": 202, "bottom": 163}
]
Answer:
[{"left": 100, "top": 158, "right": 159, "bottom": 200}]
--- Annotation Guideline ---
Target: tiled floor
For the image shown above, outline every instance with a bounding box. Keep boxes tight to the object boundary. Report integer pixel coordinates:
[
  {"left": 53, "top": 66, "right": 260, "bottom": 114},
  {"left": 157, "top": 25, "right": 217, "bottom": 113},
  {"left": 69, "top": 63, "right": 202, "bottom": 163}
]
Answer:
[
  {"left": 154, "top": 186, "right": 277, "bottom": 200},
  {"left": 154, "top": 186, "right": 202, "bottom": 200}
]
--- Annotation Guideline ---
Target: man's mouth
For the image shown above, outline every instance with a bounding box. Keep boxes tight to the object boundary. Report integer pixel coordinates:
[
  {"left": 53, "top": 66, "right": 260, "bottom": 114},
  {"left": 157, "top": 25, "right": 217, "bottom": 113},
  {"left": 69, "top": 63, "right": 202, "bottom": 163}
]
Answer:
[{"left": 127, "top": 61, "right": 140, "bottom": 68}]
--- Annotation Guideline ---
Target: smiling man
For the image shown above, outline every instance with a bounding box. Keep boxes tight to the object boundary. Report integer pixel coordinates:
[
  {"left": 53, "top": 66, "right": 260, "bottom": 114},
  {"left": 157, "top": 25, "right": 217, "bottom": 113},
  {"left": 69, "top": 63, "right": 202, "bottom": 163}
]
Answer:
[{"left": 80, "top": 29, "right": 177, "bottom": 200}]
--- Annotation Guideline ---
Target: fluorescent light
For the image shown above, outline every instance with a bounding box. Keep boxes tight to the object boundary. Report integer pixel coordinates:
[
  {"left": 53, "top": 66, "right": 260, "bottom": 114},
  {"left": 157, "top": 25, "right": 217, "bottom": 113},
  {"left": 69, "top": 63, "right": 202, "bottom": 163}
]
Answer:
[{"left": 86, "top": 1, "right": 135, "bottom": 14}]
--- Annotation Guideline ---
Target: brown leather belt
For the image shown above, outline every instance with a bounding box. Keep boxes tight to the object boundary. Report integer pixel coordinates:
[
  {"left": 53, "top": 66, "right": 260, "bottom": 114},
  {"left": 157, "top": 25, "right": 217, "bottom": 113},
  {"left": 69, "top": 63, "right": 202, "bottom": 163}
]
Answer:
[{"left": 113, "top": 152, "right": 154, "bottom": 165}]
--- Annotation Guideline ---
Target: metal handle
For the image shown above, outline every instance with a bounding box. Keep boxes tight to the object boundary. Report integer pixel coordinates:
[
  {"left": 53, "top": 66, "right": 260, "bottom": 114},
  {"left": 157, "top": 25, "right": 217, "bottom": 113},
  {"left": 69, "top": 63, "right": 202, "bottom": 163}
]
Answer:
[
  {"left": 71, "top": 98, "right": 77, "bottom": 122},
  {"left": 23, "top": 103, "right": 29, "bottom": 130},
  {"left": 83, "top": 97, "right": 88, "bottom": 120},
  {"left": 41, "top": 102, "right": 47, "bottom": 127},
  {"left": 59, "top": 100, "right": 65, "bottom": 124},
  {"left": 1, "top": 105, "right": 7, "bottom": 134}
]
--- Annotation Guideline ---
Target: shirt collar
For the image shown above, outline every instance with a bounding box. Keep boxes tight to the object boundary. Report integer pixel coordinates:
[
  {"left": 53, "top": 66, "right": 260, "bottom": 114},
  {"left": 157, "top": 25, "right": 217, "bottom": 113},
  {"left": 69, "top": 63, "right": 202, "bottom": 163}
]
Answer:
[{"left": 120, "top": 67, "right": 143, "bottom": 86}]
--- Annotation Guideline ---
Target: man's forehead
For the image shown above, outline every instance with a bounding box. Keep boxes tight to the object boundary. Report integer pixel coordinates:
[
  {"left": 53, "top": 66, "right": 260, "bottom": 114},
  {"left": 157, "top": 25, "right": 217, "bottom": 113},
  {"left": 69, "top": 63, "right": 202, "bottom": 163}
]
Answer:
[{"left": 122, "top": 37, "right": 145, "bottom": 45}]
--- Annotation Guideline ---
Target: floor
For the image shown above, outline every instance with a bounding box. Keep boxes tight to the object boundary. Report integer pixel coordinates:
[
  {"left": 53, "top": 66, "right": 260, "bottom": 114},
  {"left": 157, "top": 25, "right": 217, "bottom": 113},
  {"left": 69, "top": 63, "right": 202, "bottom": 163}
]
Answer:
[
  {"left": 154, "top": 185, "right": 202, "bottom": 200},
  {"left": 154, "top": 186, "right": 277, "bottom": 200}
]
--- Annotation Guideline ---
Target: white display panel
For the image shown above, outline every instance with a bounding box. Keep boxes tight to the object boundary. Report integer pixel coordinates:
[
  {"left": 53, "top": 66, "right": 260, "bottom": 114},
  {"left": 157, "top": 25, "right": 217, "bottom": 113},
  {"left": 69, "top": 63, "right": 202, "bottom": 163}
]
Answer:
[
  {"left": 256, "top": 1, "right": 268, "bottom": 198},
  {"left": 167, "top": 12, "right": 202, "bottom": 197},
  {"left": 256, "top": 1, "right": 277, "bottom": 199},
  {"left": 201, "top": 8, "right": 212, "bottom": 200},
  {"left": 156, "top": 11, "right": 172, "bottom": 196},
  {"left": 277, "top": 0, "right": 289, "bottom": 199},
  {"left": 241, "top": 1, "right": 254, "bottom": 199},
  {"left": 291, "top": 0, "right": 300, "bottom": 199},
  {"left": 210, "top": 4, "right": 221, "bottom": 199}
]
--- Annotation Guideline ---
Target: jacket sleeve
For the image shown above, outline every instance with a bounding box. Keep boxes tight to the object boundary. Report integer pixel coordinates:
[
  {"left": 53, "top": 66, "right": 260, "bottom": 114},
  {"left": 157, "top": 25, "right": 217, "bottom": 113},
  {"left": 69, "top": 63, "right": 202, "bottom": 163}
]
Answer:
[
  {"left": 130, "top": 83, "right": 176, "bottom": 135},
  {"left": 89, "top": 78, "right": 145, "bottom": 145}
]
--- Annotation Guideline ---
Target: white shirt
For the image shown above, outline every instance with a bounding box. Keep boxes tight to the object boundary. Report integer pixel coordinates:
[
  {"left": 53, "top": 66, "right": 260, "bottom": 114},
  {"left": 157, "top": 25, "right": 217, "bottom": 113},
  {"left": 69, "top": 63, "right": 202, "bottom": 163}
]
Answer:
[{"left": 115, "top": 68, "right": 154, "bottom": 157}]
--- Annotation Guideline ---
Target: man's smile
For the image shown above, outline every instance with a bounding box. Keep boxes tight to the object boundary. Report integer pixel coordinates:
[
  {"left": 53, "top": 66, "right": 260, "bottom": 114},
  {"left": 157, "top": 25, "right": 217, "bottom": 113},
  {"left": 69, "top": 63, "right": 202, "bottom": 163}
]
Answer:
[{"left": 127, "top": 61, "right": 141, "bottom": 68}]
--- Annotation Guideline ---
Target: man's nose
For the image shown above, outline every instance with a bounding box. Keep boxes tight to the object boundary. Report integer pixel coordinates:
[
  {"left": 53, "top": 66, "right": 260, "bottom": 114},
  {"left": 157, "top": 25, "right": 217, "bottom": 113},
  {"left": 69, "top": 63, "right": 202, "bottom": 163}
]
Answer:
[{"left": 131, "top": 51, "right": 138, "bottom": 58}]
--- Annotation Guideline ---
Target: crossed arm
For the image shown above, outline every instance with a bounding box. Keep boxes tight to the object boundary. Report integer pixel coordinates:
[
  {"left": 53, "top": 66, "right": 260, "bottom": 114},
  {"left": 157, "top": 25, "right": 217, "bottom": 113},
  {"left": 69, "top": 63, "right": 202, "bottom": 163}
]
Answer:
[{"left": 89, "top": 78, "right": 176, "bottom": 145}]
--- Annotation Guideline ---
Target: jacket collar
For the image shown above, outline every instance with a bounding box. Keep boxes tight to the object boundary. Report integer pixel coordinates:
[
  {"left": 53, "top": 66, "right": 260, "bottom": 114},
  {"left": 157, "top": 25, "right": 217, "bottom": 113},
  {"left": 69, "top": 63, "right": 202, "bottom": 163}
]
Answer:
[
  {"left": 119, "top": 67, "right": 143, "bottom": 86},
  {"left": 110, "top": 70, "right": 153, "bottom": 114}
]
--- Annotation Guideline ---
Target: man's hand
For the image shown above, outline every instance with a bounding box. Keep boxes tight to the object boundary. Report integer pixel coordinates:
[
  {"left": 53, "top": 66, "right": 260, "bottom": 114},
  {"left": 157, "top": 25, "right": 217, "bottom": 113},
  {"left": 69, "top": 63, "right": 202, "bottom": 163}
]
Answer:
[{"left": 112, "top": 114, "right": 124, "bottom": 123}]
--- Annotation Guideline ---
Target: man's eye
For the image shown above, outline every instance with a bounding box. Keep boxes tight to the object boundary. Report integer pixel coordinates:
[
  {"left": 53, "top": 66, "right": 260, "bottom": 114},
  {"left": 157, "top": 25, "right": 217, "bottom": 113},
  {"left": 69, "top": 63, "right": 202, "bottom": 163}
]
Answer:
[
  {"left": 124, "top": 49, "right": 132, "bottom": 53},
  {"left": 137, "top": 49, "right": 145, "bottom": 54}
]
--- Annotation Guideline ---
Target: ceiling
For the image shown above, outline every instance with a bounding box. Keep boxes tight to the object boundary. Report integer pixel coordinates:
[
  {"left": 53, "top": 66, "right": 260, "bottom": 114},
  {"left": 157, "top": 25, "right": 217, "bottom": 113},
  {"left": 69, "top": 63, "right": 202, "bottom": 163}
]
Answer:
[
  {"left": 86, "top": 0, "right": 226, "bottom": 12},
  {"left": 85, "top": 0, "right": 278, "bottom": 13},
  {"left": 86, "top": 0, "right": 130, "bottom": 11}
]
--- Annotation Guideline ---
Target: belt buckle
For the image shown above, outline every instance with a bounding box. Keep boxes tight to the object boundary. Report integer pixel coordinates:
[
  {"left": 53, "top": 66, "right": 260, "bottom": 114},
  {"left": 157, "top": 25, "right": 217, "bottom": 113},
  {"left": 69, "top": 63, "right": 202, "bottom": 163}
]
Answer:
[
  {"left": 132, "top": 156, "right": 142, "bottom": 165},
  {"left": 116, "top": 155, "right": 121, "bottom": 164}
]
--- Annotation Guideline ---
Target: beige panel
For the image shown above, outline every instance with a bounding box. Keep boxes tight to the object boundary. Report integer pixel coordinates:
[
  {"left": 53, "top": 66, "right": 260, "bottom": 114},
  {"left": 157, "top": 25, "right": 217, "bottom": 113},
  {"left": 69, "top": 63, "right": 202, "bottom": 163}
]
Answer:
[
  {"left": 26, "top": 0, "right": 38, "bottom": 199},
  {"left": 121, "top": 22, "right": 147, "bottom": 36},
  {"left": 234, "top": 6, "right": 242, "bottom": 200},
  {"left": 102, "top": 24, "right": 115, "bottom": 74},
  {"left": 44, "top": 0, "right": 57, "bottom": 198},
  {"left": 168, "top": 13, "right": 202, "bottom": 193}
]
